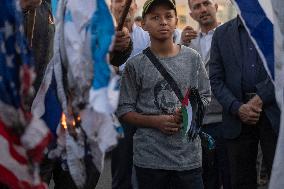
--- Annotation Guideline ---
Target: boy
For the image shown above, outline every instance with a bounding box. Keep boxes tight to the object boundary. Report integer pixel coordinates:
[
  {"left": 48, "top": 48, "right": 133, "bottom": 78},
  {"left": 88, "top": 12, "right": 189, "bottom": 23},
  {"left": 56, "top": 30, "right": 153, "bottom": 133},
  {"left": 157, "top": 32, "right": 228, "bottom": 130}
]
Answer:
[{"left": 117, "top": 0, "right": 210, "bottom": 188}]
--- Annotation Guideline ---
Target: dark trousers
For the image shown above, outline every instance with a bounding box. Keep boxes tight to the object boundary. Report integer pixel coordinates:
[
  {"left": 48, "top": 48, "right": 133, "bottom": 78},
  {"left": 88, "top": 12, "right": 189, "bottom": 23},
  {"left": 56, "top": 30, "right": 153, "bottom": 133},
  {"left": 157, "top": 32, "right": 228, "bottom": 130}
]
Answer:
[
  {"left": 202, "top": 122, "right": 231, "bottom": 189},
  {"left": 135, "top": 166, "right": 204, "bottom": 189},
  {"left": 226, "top": 114, "right": 277, "bottom": 189},
  {"left": 111, "top": 124, "right": 136, "bottom": 189},
  {"left": 41, "top": 158, "right": 78, "bottom": 189},
  {"left": 41, "top": 155, "right": 100, "bottom": 189}
]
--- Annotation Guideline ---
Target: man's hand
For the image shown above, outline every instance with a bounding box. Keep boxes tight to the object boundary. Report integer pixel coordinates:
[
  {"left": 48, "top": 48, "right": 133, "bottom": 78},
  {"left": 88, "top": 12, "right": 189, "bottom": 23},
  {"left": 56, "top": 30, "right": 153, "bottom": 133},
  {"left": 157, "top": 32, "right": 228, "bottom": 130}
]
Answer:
[
  {"left": 238, "top": 103, "right": 262, "bottom": 125},
  {"left": 155, "top": 115, "right": 181, "bottom": 135},
  {"left": 181, "top": 26, "right": 198, "bottom": 45},
  {"left": 20, "top": 0, "right": 42, "bottom": 10},
  {"left": 113, "top": 27, "right": 131, "bottom": 52},
  {"left": 247, "top": 95, "right": 263, "bottom": 110}
]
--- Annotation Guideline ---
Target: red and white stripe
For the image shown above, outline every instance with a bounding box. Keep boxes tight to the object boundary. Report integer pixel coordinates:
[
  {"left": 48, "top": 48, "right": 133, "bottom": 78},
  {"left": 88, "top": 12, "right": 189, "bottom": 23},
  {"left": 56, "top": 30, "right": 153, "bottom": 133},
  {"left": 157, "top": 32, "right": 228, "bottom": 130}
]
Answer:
[{"left": 0, "top": 119, "right": 50, "bottom": 189}]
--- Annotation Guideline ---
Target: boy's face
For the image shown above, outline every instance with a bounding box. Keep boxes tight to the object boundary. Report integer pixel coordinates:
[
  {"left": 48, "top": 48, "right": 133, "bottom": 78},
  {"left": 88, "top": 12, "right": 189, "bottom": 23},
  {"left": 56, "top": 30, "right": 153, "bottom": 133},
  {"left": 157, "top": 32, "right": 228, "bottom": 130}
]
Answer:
[{"left": 142, "top": 4, "right": 178, "bottom": 41}]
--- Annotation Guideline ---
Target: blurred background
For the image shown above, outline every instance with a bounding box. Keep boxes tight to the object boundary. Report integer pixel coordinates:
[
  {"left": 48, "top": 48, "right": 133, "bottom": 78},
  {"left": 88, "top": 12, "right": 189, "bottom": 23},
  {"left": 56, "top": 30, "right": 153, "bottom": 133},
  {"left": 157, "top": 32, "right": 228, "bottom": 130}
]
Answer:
[{"left": 108, "top": 0, "right": 237, "bottom": 30}]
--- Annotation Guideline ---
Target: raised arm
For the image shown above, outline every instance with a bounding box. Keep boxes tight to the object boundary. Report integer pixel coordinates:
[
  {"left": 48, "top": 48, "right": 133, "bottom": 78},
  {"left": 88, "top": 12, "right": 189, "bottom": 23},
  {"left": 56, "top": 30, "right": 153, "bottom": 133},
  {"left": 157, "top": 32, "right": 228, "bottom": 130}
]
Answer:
[{"left": 110, "top": 27, "right": 132, "bottom": 67}]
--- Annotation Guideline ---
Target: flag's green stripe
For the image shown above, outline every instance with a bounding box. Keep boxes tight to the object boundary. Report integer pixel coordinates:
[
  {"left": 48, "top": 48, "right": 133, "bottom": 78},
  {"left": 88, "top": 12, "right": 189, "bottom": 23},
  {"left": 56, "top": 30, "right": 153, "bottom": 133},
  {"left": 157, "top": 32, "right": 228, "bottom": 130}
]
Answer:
[{"left": 182, "top": 106, "right": 188, "bottom": 136}]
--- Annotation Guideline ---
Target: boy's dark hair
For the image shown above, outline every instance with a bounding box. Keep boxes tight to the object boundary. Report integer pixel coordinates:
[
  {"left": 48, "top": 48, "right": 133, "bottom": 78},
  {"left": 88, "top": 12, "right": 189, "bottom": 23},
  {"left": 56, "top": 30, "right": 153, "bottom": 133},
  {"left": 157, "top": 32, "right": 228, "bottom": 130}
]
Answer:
[{"left": 142, "top": 0, "right": 177, "bottom": 18}]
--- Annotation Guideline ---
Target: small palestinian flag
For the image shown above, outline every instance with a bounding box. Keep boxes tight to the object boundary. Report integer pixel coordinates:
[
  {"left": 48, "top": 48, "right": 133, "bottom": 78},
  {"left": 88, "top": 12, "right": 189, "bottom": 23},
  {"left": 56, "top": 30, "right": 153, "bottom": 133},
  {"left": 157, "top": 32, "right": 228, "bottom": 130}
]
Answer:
[{"left": 181, "top": 89, "right": 193, "bottom": 137}]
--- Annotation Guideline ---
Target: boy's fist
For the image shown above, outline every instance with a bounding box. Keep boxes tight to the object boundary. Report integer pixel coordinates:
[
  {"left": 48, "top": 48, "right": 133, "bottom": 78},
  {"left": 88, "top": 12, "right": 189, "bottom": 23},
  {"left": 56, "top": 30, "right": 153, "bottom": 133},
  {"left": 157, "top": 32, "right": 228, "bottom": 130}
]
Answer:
[{"left": 156, "top": 115, "right": 181, "bottom": 135}]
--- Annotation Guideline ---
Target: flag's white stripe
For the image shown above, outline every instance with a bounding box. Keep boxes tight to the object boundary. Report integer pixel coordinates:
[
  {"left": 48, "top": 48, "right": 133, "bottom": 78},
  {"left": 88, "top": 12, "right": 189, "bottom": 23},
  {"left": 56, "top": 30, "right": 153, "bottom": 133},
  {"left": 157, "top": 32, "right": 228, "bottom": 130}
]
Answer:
[
  {"left": 0, "top": 136, "right": 33, "bottom": 183},
  {"left": 186, "top": 105, "right": 193, "bottom": 133},
  {"left": 31, "top": 60, "right": 54, "bottom": 118},
  {"left": 20, "top": 117, "right": 49, "bottom": 150},
  {"left": 269, "top": 0, "right": 284, "bottom": 188},
  {"left": 258, "top": 0, "right": 274, "bottom": 24},
  {"left": 89, "top": 84, "right": 119, "bottom": 114},
  {"left": 67, "top": 0, "right": 97, "bottom": 30},
  {"left": 13, "top": 144, "right": 27, "bottom": 158}
]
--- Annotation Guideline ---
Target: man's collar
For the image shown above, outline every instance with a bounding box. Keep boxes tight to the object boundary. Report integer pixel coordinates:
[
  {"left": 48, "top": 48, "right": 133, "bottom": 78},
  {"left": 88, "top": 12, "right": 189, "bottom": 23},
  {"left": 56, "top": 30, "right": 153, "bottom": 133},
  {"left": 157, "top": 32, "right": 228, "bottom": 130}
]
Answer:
[
  {"left": 199, "top": 23, "right": 221, "bottom": 37},
  {"left": 237, "top": 16, "right": 244, "bottom": 28},
  {"left": 200, "top": 30, "right": 214, "bottom": 37}
]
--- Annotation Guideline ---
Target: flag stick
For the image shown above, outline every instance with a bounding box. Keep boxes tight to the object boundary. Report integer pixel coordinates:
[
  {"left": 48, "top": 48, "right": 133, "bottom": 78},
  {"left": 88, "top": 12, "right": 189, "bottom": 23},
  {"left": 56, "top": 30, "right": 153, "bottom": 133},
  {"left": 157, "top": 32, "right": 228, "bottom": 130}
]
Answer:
[{"left": 116, "top": 0, "right": 132, "bottom": 31}]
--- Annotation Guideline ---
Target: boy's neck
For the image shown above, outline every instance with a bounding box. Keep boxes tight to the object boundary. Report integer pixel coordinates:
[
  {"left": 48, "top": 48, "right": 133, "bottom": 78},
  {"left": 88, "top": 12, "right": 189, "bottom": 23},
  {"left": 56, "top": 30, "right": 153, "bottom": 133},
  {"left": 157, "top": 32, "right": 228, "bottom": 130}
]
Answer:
[{"left": 150, "top": 39, "right": 179, "bottom": 58}]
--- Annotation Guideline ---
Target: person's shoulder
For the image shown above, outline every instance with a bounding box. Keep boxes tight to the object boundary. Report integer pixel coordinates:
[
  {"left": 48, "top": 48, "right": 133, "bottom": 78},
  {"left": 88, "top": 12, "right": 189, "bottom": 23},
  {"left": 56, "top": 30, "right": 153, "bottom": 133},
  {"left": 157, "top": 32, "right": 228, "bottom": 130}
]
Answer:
[
  {"left": 215, "top": 17, "right": 237, "bottom": 33},
  {"left": 189, "top": 36, "right": 200, "bottom": 50},
  {"left": 181, "top": 45, "right": 200, "bottom": 58},
  {"left": 180, "top": 45, "right": 203, "bottom": 67},
  {"left": 125, "top": 51, "right": 147, "bottom": 68}
]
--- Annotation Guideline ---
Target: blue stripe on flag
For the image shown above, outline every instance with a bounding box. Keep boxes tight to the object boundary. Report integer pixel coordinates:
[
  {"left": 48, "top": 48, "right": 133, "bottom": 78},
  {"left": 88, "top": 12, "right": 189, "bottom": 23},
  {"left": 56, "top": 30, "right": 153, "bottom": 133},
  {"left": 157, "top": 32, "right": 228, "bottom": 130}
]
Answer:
[
  {"left": 234, "top": 0, "right": 274, "bottom": 79},
  {"left": 91, "top": 0, "right": 114, "bottom": 89},
  {"left": 51, "top": 0, "right": 58, "bottom": 17},
  {"left": 41, "top": 77, "right": 62, "bottom": 136},
  {"left": 64, "top": 10, "right": 73, "bottom": 22}
]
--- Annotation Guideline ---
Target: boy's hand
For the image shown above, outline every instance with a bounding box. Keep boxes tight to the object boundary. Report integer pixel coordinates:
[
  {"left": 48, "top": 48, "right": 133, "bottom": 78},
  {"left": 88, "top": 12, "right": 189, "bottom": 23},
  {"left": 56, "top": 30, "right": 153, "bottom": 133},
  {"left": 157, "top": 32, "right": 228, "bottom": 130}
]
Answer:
[
  {"left": 173, "top": 108, "right": 182, "bottom": 124},
  {"left": 156, "top": 115, "right": 181, "bottom": 135}
]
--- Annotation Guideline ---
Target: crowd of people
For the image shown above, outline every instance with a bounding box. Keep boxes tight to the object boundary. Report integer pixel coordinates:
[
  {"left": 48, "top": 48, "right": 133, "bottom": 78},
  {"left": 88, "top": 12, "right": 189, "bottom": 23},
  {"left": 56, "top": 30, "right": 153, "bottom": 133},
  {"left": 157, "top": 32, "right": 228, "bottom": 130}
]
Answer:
[{"left": 0, "top": 0, "right": 280, "bottom": 189}]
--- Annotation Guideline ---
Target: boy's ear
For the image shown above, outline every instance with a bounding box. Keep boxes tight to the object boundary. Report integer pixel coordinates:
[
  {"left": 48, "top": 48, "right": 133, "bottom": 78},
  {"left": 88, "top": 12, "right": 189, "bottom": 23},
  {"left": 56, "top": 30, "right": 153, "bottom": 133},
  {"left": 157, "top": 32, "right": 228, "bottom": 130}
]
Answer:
[
  {"left": 141, "top": 20, "right": 147, "bottom": 31},
  {"left": 175, "top": 17, "right": 178, "bottom": 29}
]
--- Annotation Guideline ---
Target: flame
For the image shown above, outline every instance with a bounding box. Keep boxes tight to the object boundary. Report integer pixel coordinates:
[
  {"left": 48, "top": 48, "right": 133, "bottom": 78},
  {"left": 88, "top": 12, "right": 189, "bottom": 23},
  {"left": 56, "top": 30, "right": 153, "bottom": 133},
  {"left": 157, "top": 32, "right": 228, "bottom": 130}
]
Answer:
[
  {"left": 61, "top": 113, "right": 67, "bottom": 129},
  {"left": 61, "top": 113, "right": 81, "bottom": 129}
]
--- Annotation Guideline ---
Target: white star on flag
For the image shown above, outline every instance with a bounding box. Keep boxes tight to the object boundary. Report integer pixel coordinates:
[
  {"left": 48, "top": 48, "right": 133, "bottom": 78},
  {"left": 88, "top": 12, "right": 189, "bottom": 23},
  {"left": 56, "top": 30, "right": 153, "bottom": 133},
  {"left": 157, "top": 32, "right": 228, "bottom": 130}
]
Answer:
[
  {"left": 6, "top": 55, "right": 14, "bottom": 68},
  {"left": 4, "top": 21, "right": 13, "bottom": 39},
  {"left": 0, "top": 41, "right": 5, "bottom": 53}
]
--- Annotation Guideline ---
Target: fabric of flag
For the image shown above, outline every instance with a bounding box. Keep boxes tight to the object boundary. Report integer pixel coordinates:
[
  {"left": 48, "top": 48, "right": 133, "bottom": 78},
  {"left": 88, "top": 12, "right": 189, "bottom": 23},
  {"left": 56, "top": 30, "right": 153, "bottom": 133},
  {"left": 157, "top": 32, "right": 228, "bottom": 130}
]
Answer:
[
  {"left": 0, "top": 0, "right": 51, "bottom": 188},
  {"left": 51, "top": 0, "right": 58, "bottom": 16},
  {"left": 41, "top": 78, "right": 62, "bottom": 136},
  {"left": 89, "top": 0, "right": 120, "bottom": 114},
  {"left": 181, "top": 89, "right": 193, "bottom": 137},
  {"left": 268, "top": 1, "right": 284, "bottom": 189},
  {"left": 182, "top": 88, "right": 207, "bottom": 141},
  {"left": 32, "top": 0, "right": 120, "bottom": 188},
  {"left": 231, "top": 0, "right": 275, "bottom": 79}
]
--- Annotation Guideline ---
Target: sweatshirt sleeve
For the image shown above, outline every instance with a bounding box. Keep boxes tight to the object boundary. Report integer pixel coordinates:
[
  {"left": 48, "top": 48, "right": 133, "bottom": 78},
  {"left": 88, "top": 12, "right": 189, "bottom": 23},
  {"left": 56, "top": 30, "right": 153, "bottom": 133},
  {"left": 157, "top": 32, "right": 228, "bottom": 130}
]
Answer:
[{"left": 116, "top": 60, "right": 140, "bottom": 118}]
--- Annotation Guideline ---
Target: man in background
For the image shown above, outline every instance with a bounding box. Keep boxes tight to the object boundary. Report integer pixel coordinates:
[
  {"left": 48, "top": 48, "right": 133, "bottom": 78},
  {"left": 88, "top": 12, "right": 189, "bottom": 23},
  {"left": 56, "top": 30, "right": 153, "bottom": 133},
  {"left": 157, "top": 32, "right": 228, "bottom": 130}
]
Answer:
[
  {"left": 209, "top": 15, "right": 279, "bottom": 189},
  {"left": 110, "top": 1, "right": 149, "bottom": 188},
  {"left": 181, "top": 0, "right": 231, "bottom": 188}
]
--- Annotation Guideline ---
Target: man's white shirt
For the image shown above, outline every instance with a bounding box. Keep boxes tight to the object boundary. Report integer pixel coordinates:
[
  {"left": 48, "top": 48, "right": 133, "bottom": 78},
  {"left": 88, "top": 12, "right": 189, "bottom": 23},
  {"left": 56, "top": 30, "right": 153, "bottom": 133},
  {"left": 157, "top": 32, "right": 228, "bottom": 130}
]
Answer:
[{"left": 190, "top": 28, "right": 216, "bottom": 63}]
